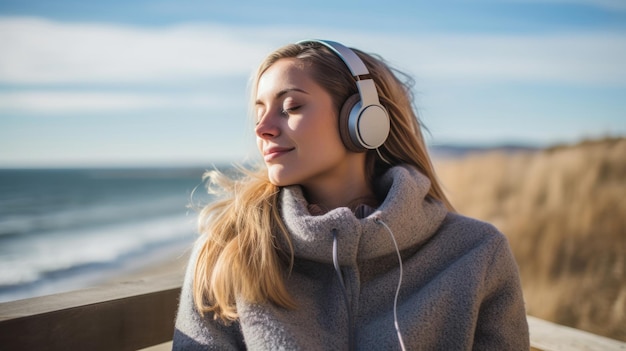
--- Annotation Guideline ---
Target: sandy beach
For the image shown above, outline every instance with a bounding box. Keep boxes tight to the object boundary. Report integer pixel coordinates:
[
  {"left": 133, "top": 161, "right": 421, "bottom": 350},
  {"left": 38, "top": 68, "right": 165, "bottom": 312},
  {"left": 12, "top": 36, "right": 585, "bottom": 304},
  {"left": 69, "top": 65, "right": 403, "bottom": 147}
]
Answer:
[{"left": 104, "top": 246, "right": 191, "bottom": 286}]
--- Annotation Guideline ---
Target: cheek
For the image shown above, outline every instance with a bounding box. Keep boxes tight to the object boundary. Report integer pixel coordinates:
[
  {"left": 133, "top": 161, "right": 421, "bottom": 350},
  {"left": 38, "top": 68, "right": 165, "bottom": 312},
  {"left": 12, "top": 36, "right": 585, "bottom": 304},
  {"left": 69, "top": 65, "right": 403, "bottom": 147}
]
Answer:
[
  {"left": 305, "top": 117, "right": 344, "bottom": 152},
  {"left": 293, "top": 107, "right": 340, "bottom": 145}
]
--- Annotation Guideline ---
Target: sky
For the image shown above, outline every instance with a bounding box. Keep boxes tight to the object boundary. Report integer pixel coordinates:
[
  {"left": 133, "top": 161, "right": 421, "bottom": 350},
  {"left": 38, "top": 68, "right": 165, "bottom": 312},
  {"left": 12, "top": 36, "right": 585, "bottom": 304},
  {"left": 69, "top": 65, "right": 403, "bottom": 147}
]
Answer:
[{"left": 0, "top": 0, "right": 625, "bottom": 167}]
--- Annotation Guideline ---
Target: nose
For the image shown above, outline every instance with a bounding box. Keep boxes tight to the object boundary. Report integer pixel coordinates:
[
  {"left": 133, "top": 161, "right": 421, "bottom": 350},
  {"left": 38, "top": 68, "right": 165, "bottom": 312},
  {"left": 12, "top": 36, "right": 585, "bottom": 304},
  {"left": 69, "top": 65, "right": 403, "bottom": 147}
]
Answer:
[{"left": 255, "top": 111, "right": 280, "bottom": 139}]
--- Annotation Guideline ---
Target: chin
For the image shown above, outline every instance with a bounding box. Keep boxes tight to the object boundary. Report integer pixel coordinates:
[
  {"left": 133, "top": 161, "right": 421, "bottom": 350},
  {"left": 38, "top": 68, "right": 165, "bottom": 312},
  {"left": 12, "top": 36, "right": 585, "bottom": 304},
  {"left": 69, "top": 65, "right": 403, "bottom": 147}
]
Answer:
[
  {"left": 267, "top": 167, "right": 294, "bottom": 187},
  {"left": 268, "top": 179, "right": 293, "bottom": 187}
]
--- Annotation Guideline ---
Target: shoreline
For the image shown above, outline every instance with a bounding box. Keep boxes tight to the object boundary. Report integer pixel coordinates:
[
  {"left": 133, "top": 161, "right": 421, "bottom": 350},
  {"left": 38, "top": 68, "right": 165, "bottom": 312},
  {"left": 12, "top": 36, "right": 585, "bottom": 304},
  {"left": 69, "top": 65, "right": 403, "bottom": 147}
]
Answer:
[
  {"left": 0, "top": 240, "right": 194, "bottom": 304},
  {"left": 103, "top": 244, "right": 192, "bottom": 286}
]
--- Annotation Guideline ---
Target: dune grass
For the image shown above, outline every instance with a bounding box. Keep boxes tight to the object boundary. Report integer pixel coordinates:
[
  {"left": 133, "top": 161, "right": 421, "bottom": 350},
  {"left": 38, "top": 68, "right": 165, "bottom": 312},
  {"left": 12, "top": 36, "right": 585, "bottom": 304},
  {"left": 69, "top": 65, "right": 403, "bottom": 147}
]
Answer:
[{"left": 434, "top": 137, "right": 626, "bottom": 341}]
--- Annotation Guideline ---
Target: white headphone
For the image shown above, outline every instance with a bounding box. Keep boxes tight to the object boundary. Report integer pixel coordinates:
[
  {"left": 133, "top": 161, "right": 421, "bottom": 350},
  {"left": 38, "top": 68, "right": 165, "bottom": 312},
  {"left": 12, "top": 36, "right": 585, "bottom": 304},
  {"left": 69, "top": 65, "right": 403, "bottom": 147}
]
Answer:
[{"left": 297, "top": 40, "right": 390, "bottom": 152}]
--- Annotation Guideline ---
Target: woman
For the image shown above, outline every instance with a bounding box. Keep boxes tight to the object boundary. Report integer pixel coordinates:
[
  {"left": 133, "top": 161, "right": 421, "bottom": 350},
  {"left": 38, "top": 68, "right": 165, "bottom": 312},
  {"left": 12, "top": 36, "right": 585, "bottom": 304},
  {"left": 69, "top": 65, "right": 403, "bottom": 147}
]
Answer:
[{"left": 174, "top": 40, "right": 529, "bottom": 350}]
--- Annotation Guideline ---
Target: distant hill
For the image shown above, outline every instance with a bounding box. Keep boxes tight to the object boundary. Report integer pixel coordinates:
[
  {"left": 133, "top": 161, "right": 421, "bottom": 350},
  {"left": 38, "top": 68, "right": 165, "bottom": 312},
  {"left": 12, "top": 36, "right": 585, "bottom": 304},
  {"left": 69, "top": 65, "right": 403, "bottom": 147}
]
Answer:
[{"left": 428, "top": 143, "right": 539, "bottom": 159}]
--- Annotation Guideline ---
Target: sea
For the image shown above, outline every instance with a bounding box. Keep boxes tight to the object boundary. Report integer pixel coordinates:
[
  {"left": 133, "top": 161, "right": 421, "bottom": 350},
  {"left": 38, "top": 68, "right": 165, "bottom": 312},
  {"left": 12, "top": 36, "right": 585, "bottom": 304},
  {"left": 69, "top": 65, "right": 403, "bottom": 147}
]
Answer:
[{"left": 0, "top": 166, "right": 218, "bottom": 303}]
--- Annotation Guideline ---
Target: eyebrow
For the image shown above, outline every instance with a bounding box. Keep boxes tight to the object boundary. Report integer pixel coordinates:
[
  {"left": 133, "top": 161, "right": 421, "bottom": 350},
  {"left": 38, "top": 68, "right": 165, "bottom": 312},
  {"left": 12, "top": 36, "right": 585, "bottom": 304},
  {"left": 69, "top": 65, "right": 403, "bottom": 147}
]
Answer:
[{"left": 255, "top": 87, "right": 309, "bottom": 106}]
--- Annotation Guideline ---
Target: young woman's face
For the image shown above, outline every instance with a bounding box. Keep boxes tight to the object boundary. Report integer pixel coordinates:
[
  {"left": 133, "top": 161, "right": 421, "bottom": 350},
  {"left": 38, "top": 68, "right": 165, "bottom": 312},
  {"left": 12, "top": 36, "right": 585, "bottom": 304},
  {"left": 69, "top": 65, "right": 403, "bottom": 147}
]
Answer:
[{"left": 255, "top": 58, "right": 363, "bottom": 190}]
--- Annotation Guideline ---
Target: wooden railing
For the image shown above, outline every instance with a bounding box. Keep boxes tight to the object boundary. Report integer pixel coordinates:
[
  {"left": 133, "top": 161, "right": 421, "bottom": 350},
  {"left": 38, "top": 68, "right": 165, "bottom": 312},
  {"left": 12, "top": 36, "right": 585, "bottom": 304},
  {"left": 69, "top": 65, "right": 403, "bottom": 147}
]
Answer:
[
  {"left": 0, "top": 272, "right": 182, "bottom": 351},
  {"left": 1, "top": 271, "right": 624, "bottom": 351},
  {"left": 527, "top": 316, "right": 626, "bottom": 351}
]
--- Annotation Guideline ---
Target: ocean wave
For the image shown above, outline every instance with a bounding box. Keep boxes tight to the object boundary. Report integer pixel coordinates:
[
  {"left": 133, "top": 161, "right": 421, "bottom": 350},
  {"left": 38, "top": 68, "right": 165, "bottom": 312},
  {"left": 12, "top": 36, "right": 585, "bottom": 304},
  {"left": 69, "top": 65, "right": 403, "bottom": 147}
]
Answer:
[{"left": 0, "top": 213, "right": 197, "bottom": 299}]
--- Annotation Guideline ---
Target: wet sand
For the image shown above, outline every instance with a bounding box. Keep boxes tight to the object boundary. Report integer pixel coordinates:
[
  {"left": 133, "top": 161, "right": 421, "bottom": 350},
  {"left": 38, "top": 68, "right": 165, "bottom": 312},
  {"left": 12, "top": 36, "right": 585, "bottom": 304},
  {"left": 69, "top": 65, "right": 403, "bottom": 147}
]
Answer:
[{"left": 105, "top": 247, "right": 191, "bottom": 285}]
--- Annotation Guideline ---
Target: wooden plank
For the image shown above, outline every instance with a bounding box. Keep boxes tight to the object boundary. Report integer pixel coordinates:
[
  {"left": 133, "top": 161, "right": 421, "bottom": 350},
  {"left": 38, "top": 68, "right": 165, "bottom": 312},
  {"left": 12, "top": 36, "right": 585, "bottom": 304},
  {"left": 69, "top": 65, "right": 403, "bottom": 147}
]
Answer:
[
  {"left": 528, "top": 315, "right": 626, "bottom": 351},
  {"left": 0, "top": 272, "right": 183, "bottom": 351}
]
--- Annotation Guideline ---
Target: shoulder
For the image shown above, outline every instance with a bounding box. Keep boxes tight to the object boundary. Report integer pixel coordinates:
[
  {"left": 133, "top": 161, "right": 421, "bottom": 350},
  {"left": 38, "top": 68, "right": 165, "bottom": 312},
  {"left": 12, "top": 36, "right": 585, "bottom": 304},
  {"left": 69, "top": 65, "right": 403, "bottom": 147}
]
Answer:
[
  {"left": 426, "top": 211, "right": 515, "bottom": 273},
  {"left": 437, "top": 211, "right": 507, "bottom": 247},
  {"left": 435, "top": 212, "right": 522, "bottom": 286}
]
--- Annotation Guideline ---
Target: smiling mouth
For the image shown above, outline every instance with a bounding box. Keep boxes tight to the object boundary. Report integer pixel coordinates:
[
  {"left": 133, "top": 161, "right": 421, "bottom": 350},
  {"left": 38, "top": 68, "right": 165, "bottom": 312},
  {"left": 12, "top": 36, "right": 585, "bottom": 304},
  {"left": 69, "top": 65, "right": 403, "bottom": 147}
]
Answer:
[{"left": 263, "top": 147, "right": 294, "bottom": 162}]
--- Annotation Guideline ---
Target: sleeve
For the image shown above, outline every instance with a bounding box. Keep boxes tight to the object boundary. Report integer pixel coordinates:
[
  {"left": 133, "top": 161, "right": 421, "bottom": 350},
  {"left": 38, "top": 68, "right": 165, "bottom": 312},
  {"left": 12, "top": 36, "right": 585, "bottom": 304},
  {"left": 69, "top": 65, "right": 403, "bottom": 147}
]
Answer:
[
  {"left": 173, "top": 238, "right": 246, "bottom": 350},
  {"left": 473, "top": 234, "right": 530, "bottom": 351}
]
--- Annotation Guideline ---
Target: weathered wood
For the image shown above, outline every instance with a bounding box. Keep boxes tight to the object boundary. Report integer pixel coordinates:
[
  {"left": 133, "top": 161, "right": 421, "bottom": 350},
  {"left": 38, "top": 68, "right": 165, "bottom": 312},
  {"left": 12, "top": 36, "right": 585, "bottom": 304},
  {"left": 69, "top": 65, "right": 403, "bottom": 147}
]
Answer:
[
  {"left": 528, "top": 315, "right": 626, "bottom": 351},
  {"left": 0, "top": 272, "right": 183, "bottom": 351}
]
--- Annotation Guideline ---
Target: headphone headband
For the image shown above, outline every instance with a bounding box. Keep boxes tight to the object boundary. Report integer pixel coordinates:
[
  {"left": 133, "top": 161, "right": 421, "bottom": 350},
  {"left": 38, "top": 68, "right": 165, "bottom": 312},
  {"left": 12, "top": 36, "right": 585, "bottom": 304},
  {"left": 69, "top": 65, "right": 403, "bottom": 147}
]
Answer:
[{"left": 297, "top": 40, "right": 370, "bottom": 76}]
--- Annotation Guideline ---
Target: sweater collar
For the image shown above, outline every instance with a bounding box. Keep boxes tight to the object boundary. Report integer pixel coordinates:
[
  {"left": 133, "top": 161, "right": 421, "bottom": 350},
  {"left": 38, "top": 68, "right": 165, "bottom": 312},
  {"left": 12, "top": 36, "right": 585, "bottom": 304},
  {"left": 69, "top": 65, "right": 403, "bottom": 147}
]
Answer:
[{"left": 278, "top": 165, "right": 448, "bottom": 265}]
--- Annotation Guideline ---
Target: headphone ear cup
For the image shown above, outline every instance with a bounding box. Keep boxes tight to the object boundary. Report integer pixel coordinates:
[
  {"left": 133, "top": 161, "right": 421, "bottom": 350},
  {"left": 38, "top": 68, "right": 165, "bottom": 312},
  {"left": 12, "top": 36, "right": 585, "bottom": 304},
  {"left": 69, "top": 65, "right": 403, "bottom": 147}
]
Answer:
[{"left": 338, "top": 94, "right": 365, "bottom": 152}]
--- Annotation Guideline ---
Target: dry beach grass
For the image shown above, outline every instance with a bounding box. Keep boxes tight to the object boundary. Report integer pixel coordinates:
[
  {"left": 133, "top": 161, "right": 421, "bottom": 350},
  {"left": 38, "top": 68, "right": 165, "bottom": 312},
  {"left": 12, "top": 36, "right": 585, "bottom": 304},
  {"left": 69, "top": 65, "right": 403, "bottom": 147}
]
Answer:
[{"left": 434, "top": 137, "right": 626, "bottom": 341}]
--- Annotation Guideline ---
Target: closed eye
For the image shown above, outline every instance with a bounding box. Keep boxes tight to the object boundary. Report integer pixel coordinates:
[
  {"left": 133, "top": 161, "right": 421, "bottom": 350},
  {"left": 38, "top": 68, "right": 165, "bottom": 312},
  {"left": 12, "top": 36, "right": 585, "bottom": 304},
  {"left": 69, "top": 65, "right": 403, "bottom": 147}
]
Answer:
[{"left": 281, "top": 105, "right": 302, "bottom": 115}]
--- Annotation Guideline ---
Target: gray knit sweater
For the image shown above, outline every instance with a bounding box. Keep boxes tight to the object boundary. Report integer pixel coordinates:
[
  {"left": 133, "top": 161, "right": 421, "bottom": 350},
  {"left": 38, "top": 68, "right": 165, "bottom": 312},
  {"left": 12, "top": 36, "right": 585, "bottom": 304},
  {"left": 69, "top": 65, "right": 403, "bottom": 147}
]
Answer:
[{"left": 173, "top": 165, "right": 530, "bottom": 350}]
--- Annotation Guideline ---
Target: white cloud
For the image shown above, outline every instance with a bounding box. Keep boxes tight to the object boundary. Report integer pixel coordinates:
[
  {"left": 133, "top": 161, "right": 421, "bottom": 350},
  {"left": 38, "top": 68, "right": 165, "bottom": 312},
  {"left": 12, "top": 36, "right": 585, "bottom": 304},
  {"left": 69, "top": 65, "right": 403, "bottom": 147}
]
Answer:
[
  {"left": 0, "top": 91, "right": 237, "bottom": 113},
  {"left": 340, "top": 32, "right": 626, "bottom": 87},
  {"left": 0, "top": 17, "right": 274, "bottom": 84},
  {"left": 0, "top": 16, "right": 624, "bottom": 88}
]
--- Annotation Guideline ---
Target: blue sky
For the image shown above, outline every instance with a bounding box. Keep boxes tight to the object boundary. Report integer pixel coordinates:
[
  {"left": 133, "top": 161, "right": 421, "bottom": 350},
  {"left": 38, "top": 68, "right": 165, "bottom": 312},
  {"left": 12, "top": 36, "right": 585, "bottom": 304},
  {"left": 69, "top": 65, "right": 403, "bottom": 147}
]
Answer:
[{"left": 0, "top": 0, "right": 624, "bottom": 167}]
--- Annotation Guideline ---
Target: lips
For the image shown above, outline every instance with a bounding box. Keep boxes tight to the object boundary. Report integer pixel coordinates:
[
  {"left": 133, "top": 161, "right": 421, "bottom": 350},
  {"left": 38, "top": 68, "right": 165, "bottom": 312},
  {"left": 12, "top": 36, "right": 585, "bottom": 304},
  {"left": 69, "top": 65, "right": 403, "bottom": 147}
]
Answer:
[{"left": 263, "top": 146, "right": 294, "bottom": 162}]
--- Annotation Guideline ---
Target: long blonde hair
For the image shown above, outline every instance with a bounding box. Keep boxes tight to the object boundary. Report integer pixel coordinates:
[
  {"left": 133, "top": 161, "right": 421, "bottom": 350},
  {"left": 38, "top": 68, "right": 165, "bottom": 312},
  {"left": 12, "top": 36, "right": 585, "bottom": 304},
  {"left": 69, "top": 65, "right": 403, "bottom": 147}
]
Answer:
[{"left": 193, "top": 42, "right": 454, "bottom": 323}]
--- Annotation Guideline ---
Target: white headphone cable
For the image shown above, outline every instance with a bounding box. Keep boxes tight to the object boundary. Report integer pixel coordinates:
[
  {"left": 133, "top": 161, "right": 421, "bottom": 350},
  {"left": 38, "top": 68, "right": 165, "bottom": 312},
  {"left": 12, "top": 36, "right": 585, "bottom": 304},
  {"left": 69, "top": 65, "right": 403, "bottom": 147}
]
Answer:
[
  {"left": 374, "top": 217, "right": 407, "bottom": 351},
  {"left": 376, "top": 147, "right": 391, "bottom": 164},
  {"left": 332, "top": 228, "right": 356, "bottom": 350}
]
